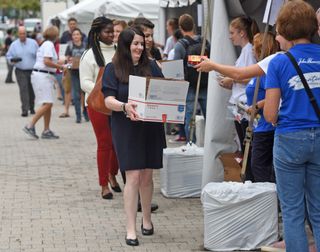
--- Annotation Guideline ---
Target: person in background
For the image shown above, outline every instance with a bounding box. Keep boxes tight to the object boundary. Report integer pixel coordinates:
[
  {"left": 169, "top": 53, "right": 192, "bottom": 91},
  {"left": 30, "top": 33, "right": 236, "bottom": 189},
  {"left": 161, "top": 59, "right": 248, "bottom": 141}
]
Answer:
[
  {"left": 4, "top": 29, "right": 14, "bottom": 83},
  {"left": 216, "top": 16, "right": 258, "bottom": 181},
  {"left": 54, "top": 39, "right": 64, "bottom": 102},
  {"left": 264, "top": 1, "right": 320, "bottom": 251},
  {"left": 163, "top": 18, "right": 179, "bottom": 60},
  {"left": 103, "top": 27, "right": 166, "bottom": 246},
  {"left": 173, "top": 14, "right": 209, "bottom": 143},
  {"left": 65, "top": 28, "right": 87, "bottom": 123},
  {"left": 132, "top": 17, "right": 162, "bottom": 61},
  {"left": 6, "top": 26, "right": 38, "bottom": 117},
  {"left": 113, "top": 20, "right": 128, "bottom": 44},
  {"left": 79, "top": 17, "right": 120, "bottom": 200},
  {"left": 223, "top": 16, "right": 259, "bottom": 159},
  {"left": 167, "top": 29, "right": 183, "bottom": 60},
  {"left": 244, "top": 32, "right": 279, "bottom": 182},
  {"left": 23, "top": 26, "right": 66, "bottom": 139},
  {"left": 35, "top": 33, "right": 44, "bottom": 45},
  {"left": 60, "top": 17, "right": 86, "bottom": 44},
  {"left": 34, "top": 22, "right": 42, "bottom": 34},
  {"left": 167, "top": 28, "right": 186, "bottom": 142}
]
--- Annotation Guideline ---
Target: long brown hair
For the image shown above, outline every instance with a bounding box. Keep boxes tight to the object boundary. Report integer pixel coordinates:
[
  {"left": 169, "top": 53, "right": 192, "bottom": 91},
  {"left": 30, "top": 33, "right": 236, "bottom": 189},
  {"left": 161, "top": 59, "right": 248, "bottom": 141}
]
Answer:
[
  {"left": 112, "top": 27, "right": 151, "bottom": 83},
  {"left": 253, "top": 32, "right": 279, "bottom": 60},
  {"left": 230, "top": 16, "right": 259, "bottom": 43}
]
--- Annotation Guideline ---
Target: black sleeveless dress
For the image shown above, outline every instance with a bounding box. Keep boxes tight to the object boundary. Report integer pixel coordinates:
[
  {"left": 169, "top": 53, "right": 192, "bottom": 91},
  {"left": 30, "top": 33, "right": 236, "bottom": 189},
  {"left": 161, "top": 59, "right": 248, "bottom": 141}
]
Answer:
[{"left": 102, "top": 60, "right": 166, "bottom": 172}]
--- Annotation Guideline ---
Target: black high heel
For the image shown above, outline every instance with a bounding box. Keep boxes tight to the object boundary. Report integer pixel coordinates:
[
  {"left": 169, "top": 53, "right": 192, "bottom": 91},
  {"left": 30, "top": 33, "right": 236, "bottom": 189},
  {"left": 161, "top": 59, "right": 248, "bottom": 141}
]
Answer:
[
  {"left": 141, "top": 220, "right": 154, "bottom": 236},
  {"left": 125, "top": 237, "right": 139, "bottom": 246}
]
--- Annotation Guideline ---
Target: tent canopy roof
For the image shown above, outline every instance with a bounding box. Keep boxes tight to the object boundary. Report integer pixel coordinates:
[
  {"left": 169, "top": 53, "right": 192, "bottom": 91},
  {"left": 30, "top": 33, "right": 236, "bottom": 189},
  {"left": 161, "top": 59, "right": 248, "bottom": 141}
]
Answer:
[{"left": 56, "top": 0, "right": 159, "bottom": 24}]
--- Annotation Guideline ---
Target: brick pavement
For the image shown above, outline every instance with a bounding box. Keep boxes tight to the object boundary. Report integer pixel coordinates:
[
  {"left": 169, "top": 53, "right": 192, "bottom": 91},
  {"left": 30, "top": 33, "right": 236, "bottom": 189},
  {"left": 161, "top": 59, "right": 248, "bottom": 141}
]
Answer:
[{"left": 0, "top": 57, "right": 204, "bottom": 252}]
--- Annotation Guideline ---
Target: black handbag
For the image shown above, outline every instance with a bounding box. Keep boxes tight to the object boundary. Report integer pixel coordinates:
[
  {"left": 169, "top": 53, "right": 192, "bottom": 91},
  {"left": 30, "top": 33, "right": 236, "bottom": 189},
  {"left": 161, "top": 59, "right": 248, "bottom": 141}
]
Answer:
[{"left": 285, "top": 51, "right": 320, "bottom": 121}]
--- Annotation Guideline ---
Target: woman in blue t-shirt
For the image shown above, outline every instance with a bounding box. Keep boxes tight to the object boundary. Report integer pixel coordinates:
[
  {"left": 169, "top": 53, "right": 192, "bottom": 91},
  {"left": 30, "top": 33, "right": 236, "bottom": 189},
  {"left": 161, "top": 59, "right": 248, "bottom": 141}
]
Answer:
[
  {"left": 245, "top": 32, "right": 279, "bottom": 183},
  {"left": 264, "top": 2, "right": 320, "bottom": 252}
]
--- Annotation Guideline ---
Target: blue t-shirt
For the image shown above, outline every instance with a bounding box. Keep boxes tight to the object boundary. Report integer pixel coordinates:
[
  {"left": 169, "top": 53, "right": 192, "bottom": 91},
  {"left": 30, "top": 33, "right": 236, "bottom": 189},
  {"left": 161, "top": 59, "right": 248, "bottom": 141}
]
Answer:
[
  {"left": 246, "top": 76, "right": 274, "bottom": 133},
  {"left": 266, "top": 43, "right": 320, "bottom": 133}
]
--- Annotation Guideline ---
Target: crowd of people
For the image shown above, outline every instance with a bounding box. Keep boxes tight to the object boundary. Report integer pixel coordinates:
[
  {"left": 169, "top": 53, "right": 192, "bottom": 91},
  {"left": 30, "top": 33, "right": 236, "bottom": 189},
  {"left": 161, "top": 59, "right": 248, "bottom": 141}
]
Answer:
[
  {"left": 1, "top": 0, "right": 320, "bottom": 250},
  {"left": 196, "top": 1, "right": 320, "bottom": 251}
]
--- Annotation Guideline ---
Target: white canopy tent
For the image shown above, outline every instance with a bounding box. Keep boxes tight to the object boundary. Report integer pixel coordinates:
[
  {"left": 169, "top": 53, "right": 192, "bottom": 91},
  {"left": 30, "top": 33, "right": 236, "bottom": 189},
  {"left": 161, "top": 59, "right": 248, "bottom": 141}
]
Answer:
[{"left": 53, "top": 0, "right": 160, "bottom": 41}]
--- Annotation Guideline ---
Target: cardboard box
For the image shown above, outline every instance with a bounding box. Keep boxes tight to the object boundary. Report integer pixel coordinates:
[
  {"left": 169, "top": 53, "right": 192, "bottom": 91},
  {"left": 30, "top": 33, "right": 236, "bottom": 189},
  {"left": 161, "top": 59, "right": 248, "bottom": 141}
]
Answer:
[
  {"left": 219, "top": 153, "right": 242, "bottom": 182},
  {"left": 160, "top": 60, "right": 184, "bottom": 80},
  {"left": 128, "top": 75, "right": 189, "bottom": 123}
]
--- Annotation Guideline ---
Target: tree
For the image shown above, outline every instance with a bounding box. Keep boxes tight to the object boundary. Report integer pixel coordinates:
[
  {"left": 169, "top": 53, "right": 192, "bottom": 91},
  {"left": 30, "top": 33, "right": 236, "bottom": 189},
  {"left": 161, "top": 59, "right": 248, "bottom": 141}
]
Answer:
[{"left": 0, "top": 0, "right": 40, "bottom": 15}]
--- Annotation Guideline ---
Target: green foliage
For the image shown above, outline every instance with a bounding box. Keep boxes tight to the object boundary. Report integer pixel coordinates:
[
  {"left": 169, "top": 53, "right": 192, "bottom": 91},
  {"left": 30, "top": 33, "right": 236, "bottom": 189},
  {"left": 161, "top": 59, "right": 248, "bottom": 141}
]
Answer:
[{"left": 0, "top": 0, "right": 40, "bottom": 12}]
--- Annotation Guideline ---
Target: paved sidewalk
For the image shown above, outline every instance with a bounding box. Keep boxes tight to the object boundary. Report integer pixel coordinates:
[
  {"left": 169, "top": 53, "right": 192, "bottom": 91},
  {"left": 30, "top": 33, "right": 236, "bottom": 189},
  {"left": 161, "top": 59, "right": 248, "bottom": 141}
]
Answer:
[{"left": 0, "top": 57, "right": 204, "bottom": 252}]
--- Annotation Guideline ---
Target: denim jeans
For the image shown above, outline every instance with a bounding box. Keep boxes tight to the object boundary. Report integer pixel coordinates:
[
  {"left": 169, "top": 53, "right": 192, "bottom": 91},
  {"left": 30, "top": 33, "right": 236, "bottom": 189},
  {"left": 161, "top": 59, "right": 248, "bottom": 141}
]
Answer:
[
  {"left": 184, "top": 87, "right": 207, "bottom": 142},
  {"left": 55, "top": 73, "right": 64, "bottom": 100},
  {"left": 273, "top": 128, "right": 320, "bottom": 252},
  {"left": 71, "top": 70, "right": 81, "bottom": 121}
]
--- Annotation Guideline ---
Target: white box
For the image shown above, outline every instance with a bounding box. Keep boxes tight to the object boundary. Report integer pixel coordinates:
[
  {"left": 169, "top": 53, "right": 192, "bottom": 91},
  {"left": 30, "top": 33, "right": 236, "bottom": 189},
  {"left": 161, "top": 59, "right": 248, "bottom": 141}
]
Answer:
[
  {"left": 201, "top": 182, "right": 278, "bottom": 251},
  {"left": 160, "top": 59, "right": 184, "bottom": 80},
  {"left": 128, "top": 75, "right": 189, "bottom": 123},
  {"left": 161, "top": 145, "right": 204, "bottom": 198}
]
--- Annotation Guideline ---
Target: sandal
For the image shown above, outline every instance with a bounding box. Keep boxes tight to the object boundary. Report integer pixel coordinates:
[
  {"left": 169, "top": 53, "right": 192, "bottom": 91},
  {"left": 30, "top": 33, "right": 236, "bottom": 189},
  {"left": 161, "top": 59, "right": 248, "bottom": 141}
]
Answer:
[{"left": 59, "top": 113, "right": 70, "bottom": 118}]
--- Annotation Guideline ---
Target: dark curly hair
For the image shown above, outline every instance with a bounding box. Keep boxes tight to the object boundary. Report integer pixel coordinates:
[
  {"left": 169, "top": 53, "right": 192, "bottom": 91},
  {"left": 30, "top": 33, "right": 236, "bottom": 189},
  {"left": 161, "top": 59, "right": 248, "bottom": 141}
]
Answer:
[{"left": 87, "top": 16, "right": 113, "bottom": 67}]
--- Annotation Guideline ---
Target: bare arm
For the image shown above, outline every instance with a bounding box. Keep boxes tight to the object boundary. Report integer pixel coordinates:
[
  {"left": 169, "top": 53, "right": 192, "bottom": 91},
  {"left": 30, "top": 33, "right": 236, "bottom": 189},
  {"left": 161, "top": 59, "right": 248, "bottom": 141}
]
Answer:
[
  {"left": 264, "top": 88, "right": 281, "bottom": 124},
  {"left": 219, "top": 77, "right": 250, "bottom": 89},
  {"left": 104, "top": 96, "right": 139, "bottom": 121},
  {"left": 195, "top": 59, "right": 264, "bottom": 80},
  {"left": 43, "top": 57, "right": 64, "bottom": 70}
]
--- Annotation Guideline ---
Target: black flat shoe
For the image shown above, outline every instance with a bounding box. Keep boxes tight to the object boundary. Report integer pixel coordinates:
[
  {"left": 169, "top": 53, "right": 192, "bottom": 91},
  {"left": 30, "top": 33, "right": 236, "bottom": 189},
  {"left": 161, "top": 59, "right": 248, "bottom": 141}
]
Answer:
[
  {"left": 137, "top": 202, "right": 159, "bottom": 212},
  {"left": 125, "top": 237, "right": 139, "bottom": 246},
  {"left": 111, "top": 185, "right": 122, "bottom": 193},
  {"left": 101, "top": 192, "right": 113, "bottom": 200},
  {"left": 141, "top": 221, "right": 154, "bottom": 236}
]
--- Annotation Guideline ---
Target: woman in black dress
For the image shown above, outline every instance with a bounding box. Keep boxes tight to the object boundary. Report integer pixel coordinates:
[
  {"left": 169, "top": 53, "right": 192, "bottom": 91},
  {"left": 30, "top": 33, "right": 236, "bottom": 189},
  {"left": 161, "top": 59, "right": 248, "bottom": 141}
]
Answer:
[{"left": 102, "top": 27, "right": 166, "bottom": 246}]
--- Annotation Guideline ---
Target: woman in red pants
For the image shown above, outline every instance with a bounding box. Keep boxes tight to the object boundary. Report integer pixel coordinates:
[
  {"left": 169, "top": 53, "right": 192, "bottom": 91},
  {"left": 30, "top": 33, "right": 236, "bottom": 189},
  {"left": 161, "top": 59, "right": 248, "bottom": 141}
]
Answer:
[{"left": 79, "top": 16, "right": 121, "bottom": 199}]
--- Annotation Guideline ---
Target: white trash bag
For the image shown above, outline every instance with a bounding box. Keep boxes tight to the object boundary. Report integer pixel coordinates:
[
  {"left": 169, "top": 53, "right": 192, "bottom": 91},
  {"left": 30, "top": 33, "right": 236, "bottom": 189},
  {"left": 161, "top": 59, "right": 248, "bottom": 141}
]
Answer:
[
  {"left": 161, "top": 144, "right": 203, "bottom": 198},
  {"left": 201, "top": 181, "right": 278, "bottom": 251}
]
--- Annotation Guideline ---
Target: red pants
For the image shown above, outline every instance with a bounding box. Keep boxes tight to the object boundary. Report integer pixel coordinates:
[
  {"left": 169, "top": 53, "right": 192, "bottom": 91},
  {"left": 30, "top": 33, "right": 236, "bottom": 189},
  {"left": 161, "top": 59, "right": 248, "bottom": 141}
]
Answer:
[{"left": 87, "top": 107, "right": 119, "bottom": 186}]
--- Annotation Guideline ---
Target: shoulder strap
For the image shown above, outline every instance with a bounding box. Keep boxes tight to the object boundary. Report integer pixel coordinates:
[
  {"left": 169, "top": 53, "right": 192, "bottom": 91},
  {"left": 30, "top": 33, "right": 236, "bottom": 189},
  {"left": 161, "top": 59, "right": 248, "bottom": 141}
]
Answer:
[
  {"left": 179, "top": 38, "right": 189, "bottom": 50},
  {"left": 285, "top": 51, "right": 320, "bottom": 121}
]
